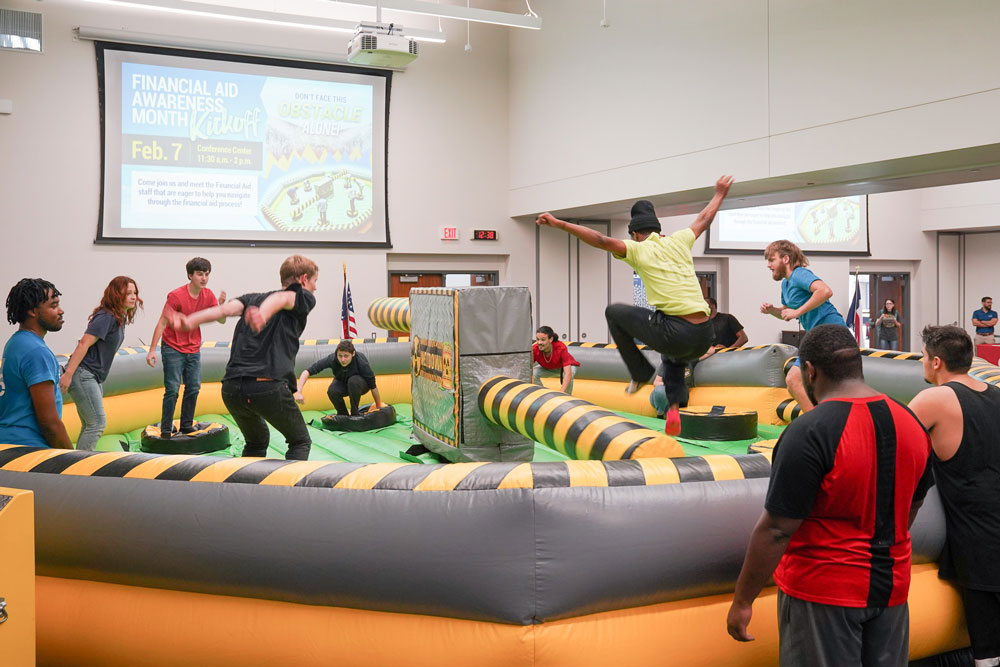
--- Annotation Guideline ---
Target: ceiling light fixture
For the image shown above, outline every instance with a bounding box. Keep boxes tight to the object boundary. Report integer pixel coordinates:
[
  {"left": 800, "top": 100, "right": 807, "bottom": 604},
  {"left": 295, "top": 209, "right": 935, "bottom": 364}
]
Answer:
[
  {"left": 329, "top": 0, "right": 542, "bottom": 29},
  {"left": 78, "top": 0, "right": 447, "bottom": 43}
]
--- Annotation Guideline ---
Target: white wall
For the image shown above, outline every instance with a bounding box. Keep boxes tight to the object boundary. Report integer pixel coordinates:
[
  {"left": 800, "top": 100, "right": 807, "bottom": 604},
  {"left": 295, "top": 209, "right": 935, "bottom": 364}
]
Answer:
[
  {"left": 508, "top": 0, "right": 1000, "bottom": 216},
  {"left": 0, "top": 0, "right": 530, "bottom": 354}
]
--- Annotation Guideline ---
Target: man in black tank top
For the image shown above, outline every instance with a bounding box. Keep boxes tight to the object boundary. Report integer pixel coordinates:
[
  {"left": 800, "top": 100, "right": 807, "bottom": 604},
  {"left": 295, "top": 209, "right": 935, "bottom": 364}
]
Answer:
[{"left": 910, "top": 325, "right": 1000, "bottom": 666}]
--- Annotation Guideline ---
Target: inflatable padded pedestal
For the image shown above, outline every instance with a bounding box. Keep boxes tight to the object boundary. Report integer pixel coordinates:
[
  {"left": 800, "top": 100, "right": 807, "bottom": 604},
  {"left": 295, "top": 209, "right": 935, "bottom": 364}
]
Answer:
[
  {"left": 679, "top": 406, "right": 757, "bottom": 441},
  {"left": 140, "top": 422, "right": 230, "bottom": 455},
  {"left": 320, "top": 405, "right": 397, "bottom": 432}
]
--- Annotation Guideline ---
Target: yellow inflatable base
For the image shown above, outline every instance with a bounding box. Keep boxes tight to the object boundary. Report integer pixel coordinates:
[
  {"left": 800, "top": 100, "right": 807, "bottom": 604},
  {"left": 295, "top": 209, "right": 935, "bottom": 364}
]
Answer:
[{"left": 35, "top": 563, "right": 966, "bottom": 666}]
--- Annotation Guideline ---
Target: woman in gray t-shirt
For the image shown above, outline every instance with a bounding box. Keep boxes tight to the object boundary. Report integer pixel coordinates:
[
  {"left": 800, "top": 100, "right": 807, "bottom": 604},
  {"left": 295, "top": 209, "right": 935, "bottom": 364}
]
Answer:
[
  {"left": 874, "top": 298, "right": 902, "bottom": 351},
  {"left": 60, "top": 276, "right": 142, "bottom": 450}
]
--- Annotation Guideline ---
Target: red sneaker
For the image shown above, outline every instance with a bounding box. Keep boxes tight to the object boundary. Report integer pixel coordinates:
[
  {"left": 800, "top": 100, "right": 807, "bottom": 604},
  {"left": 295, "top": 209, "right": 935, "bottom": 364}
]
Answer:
[{"left": 664, "top": 408, "right": 681, "bottom": 437}]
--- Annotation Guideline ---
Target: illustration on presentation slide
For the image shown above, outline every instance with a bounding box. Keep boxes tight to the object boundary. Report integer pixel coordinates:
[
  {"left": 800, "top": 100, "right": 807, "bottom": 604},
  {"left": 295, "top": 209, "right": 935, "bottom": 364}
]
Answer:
[
  {"left": 796, "top": 197, "right": 861, "bottom": 244},
  {"left": 120, "top": 61, "right": 378, "bottom": 239},
  {"left": 714, "top": 195, "right": 865, "bottom": 250}
]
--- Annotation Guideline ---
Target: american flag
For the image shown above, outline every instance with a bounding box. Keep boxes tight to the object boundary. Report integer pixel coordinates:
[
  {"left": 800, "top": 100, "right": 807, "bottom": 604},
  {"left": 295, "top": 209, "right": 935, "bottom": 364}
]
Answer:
[
  {"left": 341, "top": 262, "right": 357, "bottom": 338},
  {"left": 846, "top": 271, "right": 862, "bottom": 344}
]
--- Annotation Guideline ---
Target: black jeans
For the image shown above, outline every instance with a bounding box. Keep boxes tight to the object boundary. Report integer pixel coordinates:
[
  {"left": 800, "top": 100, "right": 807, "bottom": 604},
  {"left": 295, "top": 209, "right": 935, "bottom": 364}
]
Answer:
[
  {"left": 328, "top": 375, "right": 368, "bottom": 416},
  {"left": 221, "top": 378, "right": 311, "bottom": 460},
  {"left": 605, "top": 303, "right": 714, "bottom": 407}
]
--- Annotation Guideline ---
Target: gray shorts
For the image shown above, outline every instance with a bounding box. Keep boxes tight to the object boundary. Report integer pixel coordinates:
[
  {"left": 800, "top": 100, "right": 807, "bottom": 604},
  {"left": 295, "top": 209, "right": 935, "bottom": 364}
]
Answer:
[{"left": 778, "top": 591, "right": 909, "bottom": 666}]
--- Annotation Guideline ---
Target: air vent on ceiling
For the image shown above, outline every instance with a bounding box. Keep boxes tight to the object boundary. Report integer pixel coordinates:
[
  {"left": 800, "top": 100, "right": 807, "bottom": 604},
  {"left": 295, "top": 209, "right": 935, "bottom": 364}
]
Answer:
[{"left": 0, "top": 9, "right": 42, "bottom": 53}]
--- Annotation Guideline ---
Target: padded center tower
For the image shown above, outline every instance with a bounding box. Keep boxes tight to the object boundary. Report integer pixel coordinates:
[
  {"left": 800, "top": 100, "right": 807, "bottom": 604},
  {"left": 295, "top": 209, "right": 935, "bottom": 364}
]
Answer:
[{"left": 409, "top": 286, "right": 533, "bottom": 462}]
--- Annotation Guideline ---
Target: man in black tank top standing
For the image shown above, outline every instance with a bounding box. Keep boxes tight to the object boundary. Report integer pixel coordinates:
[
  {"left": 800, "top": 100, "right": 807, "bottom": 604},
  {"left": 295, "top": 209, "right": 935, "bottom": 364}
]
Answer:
[{"left": 910, "top": 325, "right": 1000, "bottom": 667}]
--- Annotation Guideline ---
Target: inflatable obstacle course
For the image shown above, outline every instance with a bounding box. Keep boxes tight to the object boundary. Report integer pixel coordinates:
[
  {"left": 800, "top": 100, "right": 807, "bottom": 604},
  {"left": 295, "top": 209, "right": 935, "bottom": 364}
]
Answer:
[{"left": 15, "top": 310, "right": 991, "bottom": 664}]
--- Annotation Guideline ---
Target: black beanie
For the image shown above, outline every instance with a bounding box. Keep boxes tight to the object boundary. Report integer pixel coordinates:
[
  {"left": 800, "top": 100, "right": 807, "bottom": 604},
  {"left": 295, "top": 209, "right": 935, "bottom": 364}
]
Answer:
[{"left": 628, "top": 200, "right": 661, "bottom": 234}]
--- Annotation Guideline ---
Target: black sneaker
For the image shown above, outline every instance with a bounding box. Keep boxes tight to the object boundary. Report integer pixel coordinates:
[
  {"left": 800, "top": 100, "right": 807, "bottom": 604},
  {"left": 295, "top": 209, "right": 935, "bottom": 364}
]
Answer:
[{"left": 159, "top": 422, "right": 174, "bottom": 439}]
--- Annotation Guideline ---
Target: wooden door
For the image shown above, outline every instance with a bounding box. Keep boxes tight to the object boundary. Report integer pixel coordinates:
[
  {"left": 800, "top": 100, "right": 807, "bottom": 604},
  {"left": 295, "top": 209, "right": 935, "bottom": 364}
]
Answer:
[
  {"left": 867, "top": 273, "right": 909, "bottom": 351},
  {"left": 387, "top": 273, "right": 443, "bottom": 337}
]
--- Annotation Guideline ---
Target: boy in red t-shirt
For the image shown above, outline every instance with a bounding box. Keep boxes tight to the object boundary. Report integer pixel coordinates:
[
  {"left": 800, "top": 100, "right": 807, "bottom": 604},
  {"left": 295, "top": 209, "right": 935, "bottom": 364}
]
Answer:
[
  {"left": 532, "top": 325, "right": 581, "bottom": 394},
  {"left": 146, "top": 257, "right": 226, "bottom": 437}
]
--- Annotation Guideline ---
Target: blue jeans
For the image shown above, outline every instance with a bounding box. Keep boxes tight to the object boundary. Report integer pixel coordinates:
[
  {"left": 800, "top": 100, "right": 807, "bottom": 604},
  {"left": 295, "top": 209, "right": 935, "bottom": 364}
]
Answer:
[
  {"left": 649, "top": 385, "right": 668, "bottom": 416},
  {"left": 69, "top": 366, "right": 105, "bottom": 451},
  {"left": 161, "top": 345, "right": 202, "bottom": 430}
]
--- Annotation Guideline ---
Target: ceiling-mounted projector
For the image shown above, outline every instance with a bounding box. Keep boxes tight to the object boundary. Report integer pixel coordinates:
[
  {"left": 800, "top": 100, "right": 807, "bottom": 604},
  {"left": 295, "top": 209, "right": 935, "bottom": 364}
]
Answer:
[{"left": 347, "top": 22, "right": 419, "bottom": 68}]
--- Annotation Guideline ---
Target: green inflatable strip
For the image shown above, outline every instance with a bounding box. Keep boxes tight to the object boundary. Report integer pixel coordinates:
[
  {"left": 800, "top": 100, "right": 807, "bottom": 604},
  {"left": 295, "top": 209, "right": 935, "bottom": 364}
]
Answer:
[
  {"left": 306, "top": 426, "right": 402, "bottom": 464},
  {"left": 532, "top": 443, "right": 571, "bottom": 462}
]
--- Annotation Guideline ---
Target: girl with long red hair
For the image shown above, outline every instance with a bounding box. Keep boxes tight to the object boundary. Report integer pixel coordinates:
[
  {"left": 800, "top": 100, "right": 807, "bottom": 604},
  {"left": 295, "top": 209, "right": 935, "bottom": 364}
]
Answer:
[{"left": 59, "top": 276, "right": 142, "bottom": 450}]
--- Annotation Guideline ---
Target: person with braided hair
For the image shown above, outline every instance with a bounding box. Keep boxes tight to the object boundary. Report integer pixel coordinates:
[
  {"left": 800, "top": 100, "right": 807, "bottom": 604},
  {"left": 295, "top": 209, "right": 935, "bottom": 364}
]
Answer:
[{"left": 0, "top": 279, "right": 72, "bottom": 448}]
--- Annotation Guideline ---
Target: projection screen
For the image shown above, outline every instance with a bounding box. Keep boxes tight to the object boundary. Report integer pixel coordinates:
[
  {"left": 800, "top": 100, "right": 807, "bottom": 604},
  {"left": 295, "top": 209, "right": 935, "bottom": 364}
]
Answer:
[{"left": 95, "top": 42, "right": 391, "bottom": 247}]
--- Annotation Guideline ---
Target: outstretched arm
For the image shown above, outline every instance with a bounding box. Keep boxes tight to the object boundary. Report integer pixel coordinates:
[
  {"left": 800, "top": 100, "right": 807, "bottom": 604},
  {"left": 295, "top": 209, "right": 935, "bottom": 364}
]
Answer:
[
  {"left": 168, "top": 299, "right": 245, "bottom": 332},
  {"left": 244, "top": 291, "right": 298, "bottom": 333},
  {"left": 536, "top": 214, "right": 627, "bottom": 258},
  {"left": 689, "top": 175, "right": 735, "bottom": 239}
]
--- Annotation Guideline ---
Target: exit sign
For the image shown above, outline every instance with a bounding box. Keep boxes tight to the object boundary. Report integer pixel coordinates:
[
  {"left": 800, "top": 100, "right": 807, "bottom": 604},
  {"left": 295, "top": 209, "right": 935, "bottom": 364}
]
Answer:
[{"left": 441, "top": 226, "right": 459, "bottom": 241}]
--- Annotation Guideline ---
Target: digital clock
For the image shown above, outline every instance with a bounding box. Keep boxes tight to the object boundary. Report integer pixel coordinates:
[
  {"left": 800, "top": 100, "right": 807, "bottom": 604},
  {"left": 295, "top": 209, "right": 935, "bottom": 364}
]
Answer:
[{"left": 472, "top": 229, "right": 498, "bottom": 241}]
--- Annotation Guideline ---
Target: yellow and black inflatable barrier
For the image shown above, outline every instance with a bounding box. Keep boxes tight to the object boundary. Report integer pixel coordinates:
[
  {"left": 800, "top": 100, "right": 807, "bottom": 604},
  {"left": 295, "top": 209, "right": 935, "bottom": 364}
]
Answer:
[
  {"left": 367, "top": 297, "right": 410, "bottom": 333},
  {"left": 970, "top": 359, "right": 1000, "bottom": 385},
  {"left": 478, "top": 376, "right": 684, "bottom": 459},
  {"left": 0, "top": 444, "right": 773, "bottom": 488},
  {"left": 776, "top": 398, "right": 803, "bottom": 423}
]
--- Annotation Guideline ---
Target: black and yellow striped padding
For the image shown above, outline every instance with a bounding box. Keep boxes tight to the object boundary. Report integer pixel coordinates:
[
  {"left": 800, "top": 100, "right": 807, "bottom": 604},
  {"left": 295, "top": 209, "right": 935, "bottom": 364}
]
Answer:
[
  {"left": 410, "top": 287, "right": 456, "bottom": 297},
  {"left": 860, "top": 348, "right": 922, "bottom": 360},
  {"left": 776, "top": 398, "right": 802, "bottom": 423},
  {"left": 970, "top": 360, "right": 1000, "bottom": 386},
  {"left": 367, "top": 297, "right": 411, "bottom": 333},
  {"left": 97, "top": 338, "right": 411, "bottom": 356},
  {"left": 0, "top": 444, "right": 771, "bottom": 488},
  {"left": 783, "top": 348, "right": 922, "bottom": 375},
  {"left": 477, "top": 377, "right": 684, "bottom": 460},
  {"left": 782, "top": 355, "right": 798, "bottom": 376},
  {"left": 713, "top": 344, "right": 778, "bottom": 354},
  {"left": 747, "top": 439, "right": 777, "bottom": 457}
]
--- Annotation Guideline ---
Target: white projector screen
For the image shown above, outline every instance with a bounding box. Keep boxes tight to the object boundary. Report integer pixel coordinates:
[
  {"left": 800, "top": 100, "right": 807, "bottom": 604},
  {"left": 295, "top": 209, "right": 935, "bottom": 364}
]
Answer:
[
  {"left": 95, "top": 42, "right": 391, "bottom": 247},
  {"left": 705, "top": 195, "right": 869, "bottom": 255}
]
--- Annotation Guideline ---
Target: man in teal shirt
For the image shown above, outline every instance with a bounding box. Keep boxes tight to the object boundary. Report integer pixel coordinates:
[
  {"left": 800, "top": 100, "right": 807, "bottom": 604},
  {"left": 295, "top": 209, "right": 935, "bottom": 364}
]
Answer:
[
  {"left": 761, "top": 240, "right": 846, "bottom": 412},
  {"left": 0, "top": 279, "right": 73, "bottom": 448},
  {"left": 537, "top": 175, "right": 734, "bottom": 435}
]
